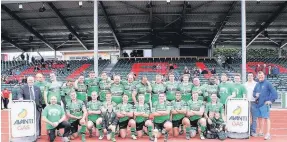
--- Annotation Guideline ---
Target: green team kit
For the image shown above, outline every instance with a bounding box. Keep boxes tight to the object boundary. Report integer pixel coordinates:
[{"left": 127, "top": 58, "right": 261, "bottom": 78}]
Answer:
[
  {"left": 110, "top": 83, "right": 125, "bottom": 104},
  {"left": 122, "top": 80, "right": 138, "bottom": 103},
  {"left": 165, "top": 81, "right": 179, "bottom": 101},
  {"left": 76, "top": 83, "right": 88, "bottom": 102},
  {"left": 99, "top": 79, "right": 112, "bottom": 102},
  {"left": 46, "top": 82, "right": 63, "bottom": 104},
  {"left": 34, "top": 81, "right": 48, "bottom": 105},
  {"left": 151, "top": 83, "right": 166, "bottom": 103},
  {"left": 134, "top": 82, "right": 151, "bottom": 104},
  {"left": 85, "top": 78, "right": 100, "bottom": 97},
  {"left": 178, "top": 83, "right": 193, "bottom": 101}
]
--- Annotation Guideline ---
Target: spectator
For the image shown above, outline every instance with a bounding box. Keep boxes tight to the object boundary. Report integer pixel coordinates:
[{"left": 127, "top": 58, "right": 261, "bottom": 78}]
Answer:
[
  {"left": 211, "top": 67, "right": 216, "bottom": 74},
  {"left": 66, "top": 61, "right": 70, "bottom": 68},
  {"left": 201, "top": 68, "right": 208, "bottom": 74},
  {"left": 12, "top": 84, "right": 20, "bottom": 100},
  {"left": 156, "top": 64, "right": 161, "bottom": 70},
  {"left": 272, "top": 65, "right": 279, "bottom": 79},
  {"left": 255, "top": 64, "right": 262, "bottom": 74},
  {"left": 263, "top": 64, "right": 267, "bottom": 75},
  {"left": 267, "top": 65, "right": 272, "bottom": 79},
  {"left": 122, "top": 51, "right": 129, "bottom": 57},
  {"left": 1, "top": 88, "right": 11, "bottom": 109},
  {"left": 183, "top": 66, "right": 190, "bottom": 75},
  {"left": 169, "top": 63, "right": 174, "bottom": 71},
  {"left": 22, "top": 76, "right": 27, "bottom": 84}
]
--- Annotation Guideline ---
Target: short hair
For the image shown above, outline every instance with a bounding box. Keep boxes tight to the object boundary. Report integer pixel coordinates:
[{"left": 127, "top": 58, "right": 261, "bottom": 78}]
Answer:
[
  {"left": 138, "top": 94, "right": 145, "bottom": 98},
  {"left": 67, "top": 78, "right": 74, "bottom": 82},
  {"left": 35, "top": 73, "right": 43, "bottom": 77},
  {"left": 89, "top": 71, "right": 95, "bottom": 74},
  {"left": 234, "top": 73, "right": 241, "bottom": 77},
  {"left": 258, "top": 71, "right": 264, "bottom": 75},
  {"left": 175, "top": 91, "right": 181, "bottom": 95},
  {"left": 91, "top": 91, "right": 98, "bottom": 95},
  {"left": 221, "top": 73, "right": 227, "bottom": 77}
]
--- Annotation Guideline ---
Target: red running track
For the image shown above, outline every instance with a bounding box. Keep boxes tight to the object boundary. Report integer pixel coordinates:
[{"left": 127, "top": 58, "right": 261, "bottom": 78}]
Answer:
[{"left": 2, "top": 110, "right": 287, "bottom": 142}]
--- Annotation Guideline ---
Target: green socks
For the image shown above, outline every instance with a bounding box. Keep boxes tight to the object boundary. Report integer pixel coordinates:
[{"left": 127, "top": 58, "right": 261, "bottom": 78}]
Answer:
[
  {"left": 148, "top": 126, "right": 153, "bottom": 137},
  {"left": 80, "top": 125, "right": 87, "bottom": 134},
  {"left": 186, "top": 126, "right": 191, "bottom": 133},
  {"left": 200, "top": 125, "right": 206, "bottom": 134},
  {"left": 111, "top": 131, "right": 115, "bottom": 139},
  {"left": 96, "top": 125, "right": 103, "bottom": 136},
  {"left": 131, "top": 128, "right": 136, "bottom": 136}
]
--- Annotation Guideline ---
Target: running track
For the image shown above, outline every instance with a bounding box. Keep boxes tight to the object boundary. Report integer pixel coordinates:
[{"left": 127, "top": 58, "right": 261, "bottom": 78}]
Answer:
[{"left": 1, "top": 110, "right": 287, "bottom": 142}]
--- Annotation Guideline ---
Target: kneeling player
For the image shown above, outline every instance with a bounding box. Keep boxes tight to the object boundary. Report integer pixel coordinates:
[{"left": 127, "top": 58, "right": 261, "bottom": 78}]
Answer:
[
  {"left": 186, "top": 91, "right": 206, "bottom": 140},
  {"left": 171, "top": 92, "right": 190, "bottom": 139},
  {"left": 116, "top": 94, "right": 137, "bottom": 139},
  {"left": 87, "top": 91, "right": 104, "bottom": 139},
  {"left": 42, "top": 96, "right": 70, "bottom": 142},
  {"left": 134, "top": 94, "right": 154, "bottom": 140},
  {"left": 151, "top": 93, "right": 173, "bottom": 142},
  {"left": 66, "top": 91, "right": 87, "bottom": 142},
  {"left": 102, "top": 103, "right": 118, "bottom": 142},
  {"left": 204, "top": 93, "right": 226, "bottom": 138}
]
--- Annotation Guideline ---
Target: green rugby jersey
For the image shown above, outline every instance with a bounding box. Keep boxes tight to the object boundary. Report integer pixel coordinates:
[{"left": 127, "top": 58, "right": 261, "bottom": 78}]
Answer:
[
  {"left": 85, "top": 78, "right": 100, "bottom": 96},
  {"left": 110, "top": 83, "right": 124, "bottom": 104},
  {"left": 76, "top": 83, "right": 87, "bottom": 102},
  {"left": 66, "top": 100, "right": 85, "bottom": 123},
  {"left": 151, "top": 83, "right": 166, "bottom": 103},
  {"left": 87, "top": 101, "right": 102, "bottom": 122},
  {"left": 232, "top": 83, "right": 247, "bottom": 98},
  {"left": 116, "top": 103, "right": 133, "bottom": 122},
  {"left": 165, "top": 81, "right": 179, "bottom": 101},
  {"left": 205, "top": 102, "right": 224, "bottom": 115},
  {"left": 187, "top": 100, "right": 204, "bottom": 121},
  {"left": 171, "top": 100, "right": 188, "bottom": 121},
  {"left": 99, "top": 80, "right": 112, "bottom": 102},
  {"left": 61, "top": 85, "right": 75, "bottom": 104},
  {"left": 134, "top": 103, "right": 150, "bottom": 123},
  {"left": 135, "top": 82, "right": 151, "bottom": 103},
  {"left": 42, "top": 104, "right": 65, "bottom": 130},
  {"left": 46, "top": 82, "right": 63, "bottom": 104},
  {"left": 218, "top": 82, "right": 233, "bottom": 104},
  {"left": 152, "top": 101, "right": 172, "bottom": 123},
  {"left": 178, "top": 83, "right": 193, "bottom": 102},
  {"left": 34, "top": 81, "right": 48, "bottom": 104},
  {"left": 192, "top": 85, "right": 205, "bottom": 101},
  {"left": 122, "top": 80, "right": 138, "bottom": 103},
  {"left": 204, "top": 84, "right": 218, "bottom": 102}
]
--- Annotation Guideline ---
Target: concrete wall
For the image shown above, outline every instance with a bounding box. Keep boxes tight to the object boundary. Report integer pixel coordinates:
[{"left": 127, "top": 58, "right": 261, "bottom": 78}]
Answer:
[{"left": 152, "top": 46, "right": 179, "bottom": 57}]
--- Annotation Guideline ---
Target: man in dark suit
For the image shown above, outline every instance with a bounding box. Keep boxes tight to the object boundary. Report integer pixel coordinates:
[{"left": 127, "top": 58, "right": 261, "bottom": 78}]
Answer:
[{"left": 18, "top": 76, "right": 43, "bottom": 141}]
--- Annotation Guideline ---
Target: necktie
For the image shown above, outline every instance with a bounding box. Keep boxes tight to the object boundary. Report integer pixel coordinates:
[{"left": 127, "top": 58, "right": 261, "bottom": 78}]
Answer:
[{"left": 29, "top": 86, "right": 35, "bottom": 100}]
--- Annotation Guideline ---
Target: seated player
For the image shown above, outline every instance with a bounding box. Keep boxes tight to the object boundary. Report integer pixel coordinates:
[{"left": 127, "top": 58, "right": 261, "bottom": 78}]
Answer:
[
  {"left": 134, "top": 94, "right": 154, "bottom": 140},
  {"left": 186, "top": 91, "right": 207, "bottom": 140},
  {"left": 102, "top": 103, "right": 118, "bottom": 142},
  {"left": 204, "top": 93, "right": 226, "bottom": 137},
  {"left": 42, "top": 96, "right": 71, "bottom": 142},
  {"left": 116, "top": 94, "right": 137, "bottom": 139},
  {"left": 66, "top": 91, "right": 87, "bottom": 142},
  {"left": 87, "top": 91, "right": 104, "bottom": 139},
  {"left": 171, "top": 92, "right": 190, "bottom": 139},
  {"left": 151, "top": 93, "right": 173, "bottom": 142}
]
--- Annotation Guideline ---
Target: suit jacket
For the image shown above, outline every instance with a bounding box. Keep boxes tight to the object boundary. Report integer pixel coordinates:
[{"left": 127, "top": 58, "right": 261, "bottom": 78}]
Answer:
[
  {"left": 18, "top": 85, "right": 43, "bottom": 111},
  {"left": 101, "top": 110, "right": 118, "bottom": 128}
]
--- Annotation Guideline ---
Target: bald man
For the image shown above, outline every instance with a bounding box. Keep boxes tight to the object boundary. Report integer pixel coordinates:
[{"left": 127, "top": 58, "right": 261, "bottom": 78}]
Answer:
[{"left": 18, "top": 76, "right": 43, "bottom": 140}]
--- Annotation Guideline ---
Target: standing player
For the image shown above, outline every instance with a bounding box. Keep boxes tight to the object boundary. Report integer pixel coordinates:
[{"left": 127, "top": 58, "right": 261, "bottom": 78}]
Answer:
[
  {"left": 116, "top": 94, "right": 137, "bottom": 139},
  {"left": 87, "top": 91, "right": 104, "bottom": 139},
  {"left": 42, "top": 96, "right": 71, "bottom": 142},
  {"left": 45, "top": 72, "right": 62, "bottom": 105},
  {"left": 165, "top": 73, "right": 179, "bottom": 102},
  {"left": 171, "top": 92, "right": 190, "bottom": 139},
  {"left": 192, "top": 78, "right": 205, "bottom": 101},
  {"left": 218, "top": 74, "right": 233, "bottom": 106},
  {"left": 102, "top": 103, "right": 118, "bottom": 142},
  {"left": 122, "top": 74, "right": 138, "bottom": 104},
  {"left": 151, "top": 93, "right": 173, "bottom": 142},
  {"left": 35, "top": 73, "right": 48, "bottom": 108},
  {"left": 203, "top": 76, "right": 218, "bottom": 103},
  {"left": 151, "top": 74, "right": 166, "bottom": 103},
  {"left": 134, "top": 94, "right": 154, "bottom": 140},
  {"left": 230, "top": 73, "right": 247, "bottom": 98},
  {"left": 186, "top": 91, "right": 206, "bottom": 140},
  {"left": 85, "top": 71, "right": 100, "bottom": 102},
  {"left": 133, "top": 76, "right": 152, "bottom": 104},
  {"left": 178, "top": 74, "right": 193, "bottom": 102},
  {"left": 99, "top": 72, "right": 112, "bottom": 102},
  {"left": 75, "top": 76, "right": 88, "bottom": 104},
  {"left": 66, "top": 91, "right": 87, "bottom": 142},
  {"left": 61, "top": 78, "right": 75, "bottom": 109},
  {"left": 110, "top": 75, "right": 125, "bottom": 104}
]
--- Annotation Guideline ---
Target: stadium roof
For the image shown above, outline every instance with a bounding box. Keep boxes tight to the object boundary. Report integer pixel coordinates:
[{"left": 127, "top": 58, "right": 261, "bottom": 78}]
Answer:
[{"left": 1, "top": 1, "right": 287, "bottom": 53}]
